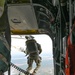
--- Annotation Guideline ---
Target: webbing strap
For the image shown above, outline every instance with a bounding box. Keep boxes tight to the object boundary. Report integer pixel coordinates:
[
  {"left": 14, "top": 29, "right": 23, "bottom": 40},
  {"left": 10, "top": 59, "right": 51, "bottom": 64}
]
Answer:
[
  {"left": 65, "top": 24, "right": 75, "bottom": 75},
  {"left": 65, "top": 48, "right": 70, "bottom": 75}
]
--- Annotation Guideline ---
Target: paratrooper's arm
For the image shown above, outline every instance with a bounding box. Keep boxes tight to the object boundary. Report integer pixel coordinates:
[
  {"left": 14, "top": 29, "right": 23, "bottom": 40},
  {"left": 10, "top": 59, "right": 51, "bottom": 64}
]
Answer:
[{"left": 37, "top": 43, "right": 42, "bottom": 54}]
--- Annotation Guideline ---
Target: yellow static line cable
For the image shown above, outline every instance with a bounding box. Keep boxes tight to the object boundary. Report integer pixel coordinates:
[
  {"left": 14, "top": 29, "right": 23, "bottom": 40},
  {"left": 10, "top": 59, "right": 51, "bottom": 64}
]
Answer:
[{"left": 11, "top": 30, "right": 39, "bottom": 34}]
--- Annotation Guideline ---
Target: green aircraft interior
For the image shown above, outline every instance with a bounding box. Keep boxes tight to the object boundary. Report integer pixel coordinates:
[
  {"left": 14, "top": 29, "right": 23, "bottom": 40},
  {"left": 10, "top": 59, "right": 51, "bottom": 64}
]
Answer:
[{"left": 0, "top": 0, "right": 75, "bottom": 75}]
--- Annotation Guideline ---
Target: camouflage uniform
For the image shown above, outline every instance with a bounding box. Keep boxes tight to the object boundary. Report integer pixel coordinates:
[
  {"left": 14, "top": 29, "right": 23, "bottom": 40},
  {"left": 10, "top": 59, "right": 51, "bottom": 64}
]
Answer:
[
  {"left": 0, "top": 0, "right": 10, "bottom": 74},
  {"left": 25, "top": 37, "right": 42, "bottom": 73}
]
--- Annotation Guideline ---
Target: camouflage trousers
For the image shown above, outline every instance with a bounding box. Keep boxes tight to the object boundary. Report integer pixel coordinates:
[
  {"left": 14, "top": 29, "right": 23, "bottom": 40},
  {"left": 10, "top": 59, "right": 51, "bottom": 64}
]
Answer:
[{"left": 26, "top": 56, "right": 42, "bottom": 73}]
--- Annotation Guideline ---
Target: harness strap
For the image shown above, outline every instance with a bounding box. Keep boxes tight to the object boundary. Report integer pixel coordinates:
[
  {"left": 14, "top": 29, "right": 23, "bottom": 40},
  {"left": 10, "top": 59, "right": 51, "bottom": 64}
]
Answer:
[
  {"left": 65, "top": 24, "right": 75, "bottom": 75},
  {"left": 65, "top": 47, "right": 70, "bottom": 75}
]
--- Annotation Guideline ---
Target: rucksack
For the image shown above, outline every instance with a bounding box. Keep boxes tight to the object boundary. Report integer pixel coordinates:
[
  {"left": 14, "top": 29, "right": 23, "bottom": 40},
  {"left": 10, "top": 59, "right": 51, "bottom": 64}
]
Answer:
[{"left": 26, "top": 39, "right": 39, "bottom": 54}]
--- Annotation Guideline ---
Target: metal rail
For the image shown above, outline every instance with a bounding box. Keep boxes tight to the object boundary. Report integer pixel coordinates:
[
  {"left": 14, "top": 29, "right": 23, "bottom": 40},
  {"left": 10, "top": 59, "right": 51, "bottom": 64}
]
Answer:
[{"left": 10, "top": 62, "right": 31, "bottom": 75}]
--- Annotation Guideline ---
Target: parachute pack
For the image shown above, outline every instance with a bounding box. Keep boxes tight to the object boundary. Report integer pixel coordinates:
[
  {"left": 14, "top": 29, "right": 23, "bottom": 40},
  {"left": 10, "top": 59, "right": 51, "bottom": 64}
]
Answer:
[{"left": 26, "top": 39, "right": 39, "bottom": 54}]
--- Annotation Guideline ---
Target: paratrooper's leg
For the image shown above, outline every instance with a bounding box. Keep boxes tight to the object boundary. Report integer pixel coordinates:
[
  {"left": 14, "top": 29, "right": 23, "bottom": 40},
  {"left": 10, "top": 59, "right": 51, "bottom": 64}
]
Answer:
[
  {"left": 33, "top": 56, "right": 42, "bottom": 73},
  {"left": 26, "top": 57, "right": 33, "bottom": 72}
]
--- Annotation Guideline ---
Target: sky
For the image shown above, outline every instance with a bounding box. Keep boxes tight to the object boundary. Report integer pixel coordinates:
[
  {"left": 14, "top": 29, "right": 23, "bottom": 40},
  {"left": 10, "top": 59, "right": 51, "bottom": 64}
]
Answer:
[
  {"left": 9, "top": 34, "right": 54, "bottom": 75},
  {"left": 11, "top": 34, "right": 53, "bottom": 58}
]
